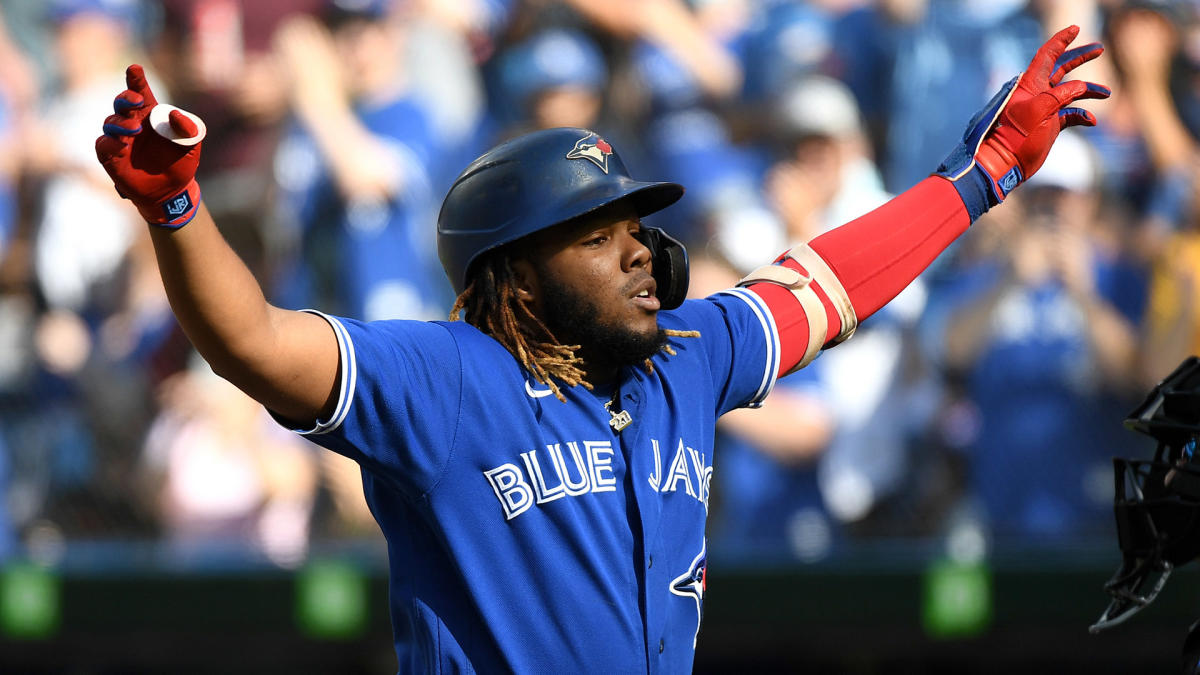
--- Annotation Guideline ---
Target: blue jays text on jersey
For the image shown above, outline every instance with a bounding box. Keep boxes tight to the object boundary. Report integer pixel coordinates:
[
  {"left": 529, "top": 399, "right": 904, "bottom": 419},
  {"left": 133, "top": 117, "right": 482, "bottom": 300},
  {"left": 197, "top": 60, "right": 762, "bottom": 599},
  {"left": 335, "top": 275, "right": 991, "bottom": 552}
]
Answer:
[
  {"left": 484, "top": 435, "right": 713, "bottom": 521},
  {"left": 274, "top": 287, "right": 781, "bottom": 673}
]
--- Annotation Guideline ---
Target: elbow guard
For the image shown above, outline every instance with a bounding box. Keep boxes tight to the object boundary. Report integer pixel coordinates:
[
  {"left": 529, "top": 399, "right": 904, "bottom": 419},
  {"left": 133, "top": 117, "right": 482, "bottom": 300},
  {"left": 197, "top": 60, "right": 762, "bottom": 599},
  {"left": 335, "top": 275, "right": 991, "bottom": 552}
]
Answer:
[{"left": 737, "top": 244, "right": 857, "bottom": 374}]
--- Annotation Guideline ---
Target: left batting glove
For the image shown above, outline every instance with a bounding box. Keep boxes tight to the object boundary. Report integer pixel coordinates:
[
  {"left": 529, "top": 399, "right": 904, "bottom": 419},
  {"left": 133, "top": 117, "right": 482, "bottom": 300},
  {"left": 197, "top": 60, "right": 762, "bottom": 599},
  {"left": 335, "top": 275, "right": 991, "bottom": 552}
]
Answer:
[
  {"left": 935, "top": 25, "right": 1111, "bottom": 221},
  {"left": 95, "top": 64, "right": 204, "bottom": 228}
]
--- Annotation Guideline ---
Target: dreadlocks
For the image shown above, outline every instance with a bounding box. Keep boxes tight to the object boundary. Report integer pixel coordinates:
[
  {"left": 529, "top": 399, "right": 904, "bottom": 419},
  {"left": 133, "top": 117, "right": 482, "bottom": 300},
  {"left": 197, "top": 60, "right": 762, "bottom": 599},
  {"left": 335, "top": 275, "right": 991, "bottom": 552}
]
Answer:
[{"left": 449, "top": 251, "right": 698, "bottom": 402}]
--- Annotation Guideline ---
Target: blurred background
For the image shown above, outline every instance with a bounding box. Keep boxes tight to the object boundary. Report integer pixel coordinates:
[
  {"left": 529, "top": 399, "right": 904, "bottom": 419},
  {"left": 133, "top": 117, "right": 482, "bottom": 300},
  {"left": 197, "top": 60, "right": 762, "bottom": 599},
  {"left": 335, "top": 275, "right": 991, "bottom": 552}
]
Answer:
[{"left": 0, "top": 0, "right": 1199, "bottom": 672}]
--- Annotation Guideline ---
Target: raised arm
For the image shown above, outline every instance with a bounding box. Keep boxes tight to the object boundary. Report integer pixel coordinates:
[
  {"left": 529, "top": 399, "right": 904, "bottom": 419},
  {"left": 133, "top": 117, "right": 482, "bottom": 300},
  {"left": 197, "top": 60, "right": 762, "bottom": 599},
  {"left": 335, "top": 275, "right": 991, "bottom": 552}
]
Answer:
[
  {"left": 95, "top": 64, "right": 340, "bottom": 424},
  {"left": 739, "top": 26, "right": 1110, "bottom": 375}
]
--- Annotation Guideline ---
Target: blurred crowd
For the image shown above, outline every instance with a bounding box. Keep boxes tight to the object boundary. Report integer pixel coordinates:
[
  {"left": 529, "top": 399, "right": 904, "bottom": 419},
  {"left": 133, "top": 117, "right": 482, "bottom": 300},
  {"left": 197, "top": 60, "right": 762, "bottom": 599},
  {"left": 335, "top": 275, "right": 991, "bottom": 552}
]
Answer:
[{"left": 0, "top": 0, "right": 1196, "bottom": 569}]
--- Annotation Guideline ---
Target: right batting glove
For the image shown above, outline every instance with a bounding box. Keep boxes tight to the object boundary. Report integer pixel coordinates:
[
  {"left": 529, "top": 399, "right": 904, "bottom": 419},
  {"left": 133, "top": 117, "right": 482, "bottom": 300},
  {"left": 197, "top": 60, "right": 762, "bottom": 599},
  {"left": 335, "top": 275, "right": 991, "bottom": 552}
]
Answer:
[
  {"left": 935, "top": 25, "right": 1111, "bottom": 221},
  {"left": 95, "top": 64, "right": 204, "bottom": 228}
]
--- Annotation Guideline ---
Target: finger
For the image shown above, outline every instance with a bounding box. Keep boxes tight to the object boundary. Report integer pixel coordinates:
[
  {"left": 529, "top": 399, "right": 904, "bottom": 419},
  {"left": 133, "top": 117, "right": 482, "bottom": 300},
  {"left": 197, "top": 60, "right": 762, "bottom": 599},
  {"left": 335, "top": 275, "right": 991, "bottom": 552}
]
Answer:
[
  {"left": 1081, "top": 81, "right": 1112, "bottom": 99},
  {"left": 95, "top": 134, "right": 128, "bottom": 159},
  {"left": 113, "top": 89, "right": 144, "bottom": 116},
  {"left": 95, "top": 135, "right": 132, "bottom": 198},
  {"left": 124, "top": 64, "right": 158, "bottom": 108},
  {"left": 168, "top": 109, "right": 198, "bottom": 137},
  {"left": 102, "top": 113, "right": 141, "bottom": 137},
  {"left": 1049, "top": 42, "right": 1104, "bottom": 85},
  {"left": 1059, "top": 107, "right": 1097, "bottom": 128},
  {"left": 1028, "top": 25, "right": 1081, "bottom": 81},
  {"left": 1050, "top": 79, "right": 1112, "bottom": 105}
]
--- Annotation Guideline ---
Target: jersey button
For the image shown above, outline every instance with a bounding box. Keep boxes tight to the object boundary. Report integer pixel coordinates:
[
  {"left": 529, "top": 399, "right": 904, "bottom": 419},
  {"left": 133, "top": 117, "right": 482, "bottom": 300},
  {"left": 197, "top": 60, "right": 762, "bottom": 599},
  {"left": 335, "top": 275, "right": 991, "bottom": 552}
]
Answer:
[{"left": 659, "top": 639, "right": 664, "bottom": 654}]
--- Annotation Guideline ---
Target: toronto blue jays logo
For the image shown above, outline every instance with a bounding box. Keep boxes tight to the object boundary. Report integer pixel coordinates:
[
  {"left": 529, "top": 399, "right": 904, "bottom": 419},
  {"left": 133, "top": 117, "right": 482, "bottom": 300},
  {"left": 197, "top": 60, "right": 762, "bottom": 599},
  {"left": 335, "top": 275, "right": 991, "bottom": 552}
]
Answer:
[
  {"left": 670, "top": 541, "right": 707, "bottom": 648},
  {"left": 566, "top": 133, "right": 613, "bottom": 174}
]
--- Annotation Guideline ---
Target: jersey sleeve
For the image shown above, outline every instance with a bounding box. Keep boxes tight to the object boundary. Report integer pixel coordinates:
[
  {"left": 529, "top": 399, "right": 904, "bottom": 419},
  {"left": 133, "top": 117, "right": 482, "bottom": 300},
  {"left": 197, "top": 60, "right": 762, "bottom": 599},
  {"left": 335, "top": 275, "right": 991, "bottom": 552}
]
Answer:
[
  {"left": 274, "top": 311, "right": 464, "bottom": 499},
  {"left": 663, "top": 289, "right": 781, "bottom": 416}
]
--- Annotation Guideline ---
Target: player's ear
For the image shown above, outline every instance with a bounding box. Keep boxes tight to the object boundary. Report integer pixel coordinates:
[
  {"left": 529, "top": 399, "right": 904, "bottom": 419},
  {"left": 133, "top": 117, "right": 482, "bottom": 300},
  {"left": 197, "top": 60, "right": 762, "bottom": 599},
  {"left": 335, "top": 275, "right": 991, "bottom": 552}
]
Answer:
[{"left": 510, "top": 258, "right": 539, "bottom": 305}]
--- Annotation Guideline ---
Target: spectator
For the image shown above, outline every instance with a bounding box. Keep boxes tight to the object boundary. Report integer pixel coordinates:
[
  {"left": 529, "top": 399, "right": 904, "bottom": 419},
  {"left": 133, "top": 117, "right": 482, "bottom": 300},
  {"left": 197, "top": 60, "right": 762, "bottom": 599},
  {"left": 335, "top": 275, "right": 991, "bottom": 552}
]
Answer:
[
  {"left": 554, "top": 0, "right": 750, "bottom": 242},
  {"left": 690, "top": 250, "right": 839, "bottom": 562},
  {"left": 0, "top": 431, "right": 13, "bottom": 562},
  {"left": 0, "top": 0, "right": 1186, "bottom": 571},
  {"left": 751, "top": 74, "right": 925, "bottom": 529},
  {"left": 141, "top": 360, "right": 320, "bottom": 566},
  {"left": 150, "top": 0, "right": 325, "bottom": 273},
  {"left": 931, "top": 131, "right": 1147, "bottom": 540},
  {"left": 495, "top": 27, "right": 608, "bottom": 133},
  {"left": 402, "top": 0, "right": 499, "bottom": 196},
  {"left": 1103, "top": 2, "right": 1200, "bottom": 385},
  {"left": 271, "top": 5, "right": 449, "bottom": 321},
  {"left": 8, "top": 0, "right": 169, "bottom": 540},
  {"left": 739, "top": 0, "right": 837, "bottom": 105},
  {"left": 29, "top": 0, "right": 145, "bottom": 316},
  {"left": 562, "top": 0, "right": 743, "bottom": 106},
  {"left": 832, "top": 0, "right": 1044, "bottom": 193},
  {"left": 0, "top": 2, "right": 35, "bottom": 261},
  {"left": 1142, "top": 203, "right": 1200, "bottom": 385},
  {"left": 1081, "top": 2, "right": 1175, "bottom": 222}
]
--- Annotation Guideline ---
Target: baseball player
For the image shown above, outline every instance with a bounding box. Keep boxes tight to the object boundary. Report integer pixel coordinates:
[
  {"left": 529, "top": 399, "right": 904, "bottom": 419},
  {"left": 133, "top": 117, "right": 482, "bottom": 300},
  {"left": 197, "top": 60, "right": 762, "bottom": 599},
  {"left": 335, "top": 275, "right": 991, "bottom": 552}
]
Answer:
[{"left": 94, "top": 26, "right": 1107, "bottom": 673}]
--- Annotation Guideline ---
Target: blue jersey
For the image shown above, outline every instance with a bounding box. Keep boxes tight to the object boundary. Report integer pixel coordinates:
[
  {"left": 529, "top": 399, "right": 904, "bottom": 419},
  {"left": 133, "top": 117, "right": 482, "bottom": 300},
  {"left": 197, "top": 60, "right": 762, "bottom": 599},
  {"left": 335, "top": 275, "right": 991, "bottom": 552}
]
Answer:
[{"left": 280, "top": 289, "right": 780, "bottom": 673}]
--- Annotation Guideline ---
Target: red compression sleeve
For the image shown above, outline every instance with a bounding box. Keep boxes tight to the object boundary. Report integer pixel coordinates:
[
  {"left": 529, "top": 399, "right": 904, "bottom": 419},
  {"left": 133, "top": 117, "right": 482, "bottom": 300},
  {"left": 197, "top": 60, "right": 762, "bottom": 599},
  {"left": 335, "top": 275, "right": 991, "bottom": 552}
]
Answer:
[
  {"left": 809, "top": 176, "right": 970, "bottom": 319},
  {"left": 745, "top": 177, "right": 970, "bottom": 374}
]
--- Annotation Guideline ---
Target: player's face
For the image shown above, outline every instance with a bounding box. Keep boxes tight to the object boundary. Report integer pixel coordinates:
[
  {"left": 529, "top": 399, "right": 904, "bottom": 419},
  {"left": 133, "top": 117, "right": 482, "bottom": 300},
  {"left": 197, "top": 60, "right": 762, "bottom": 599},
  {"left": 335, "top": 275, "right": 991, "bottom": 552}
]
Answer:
[{"left": 517, "top": 203, "right": 666, "bottom": 377}]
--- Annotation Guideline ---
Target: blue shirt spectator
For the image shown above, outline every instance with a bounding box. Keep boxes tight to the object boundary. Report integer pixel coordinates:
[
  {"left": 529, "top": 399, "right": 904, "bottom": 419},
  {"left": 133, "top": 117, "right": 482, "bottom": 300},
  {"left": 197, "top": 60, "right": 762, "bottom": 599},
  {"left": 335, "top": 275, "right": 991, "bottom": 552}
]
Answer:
[
  {"left": 709, "top": 364, "right": 838, "bottom": 564},
  {"left": 925, "top": 200, "right": 1148, "bottom": 539},
  {"left": 271, "top": 10, "right": 452, "bottom": 320},
  {"left": 273, "top": 95, "right": 449, "bottom": 321},
  {"left": 832, "top": 0, "right": 1042, "bottom": 193}
]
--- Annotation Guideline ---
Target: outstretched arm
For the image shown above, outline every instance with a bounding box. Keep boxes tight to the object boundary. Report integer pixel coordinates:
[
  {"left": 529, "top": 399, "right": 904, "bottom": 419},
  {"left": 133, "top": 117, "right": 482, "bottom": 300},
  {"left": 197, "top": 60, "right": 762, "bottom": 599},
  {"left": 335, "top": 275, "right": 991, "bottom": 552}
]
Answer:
[
  {"left": 741, "top": 26, "right": 1110, "bottom": 375},
  {"left": 148, "top": 204, "right": 340, "bottom": 422},
  {"left": 95, "top": 65, "right": 340, "bottom": 424}
]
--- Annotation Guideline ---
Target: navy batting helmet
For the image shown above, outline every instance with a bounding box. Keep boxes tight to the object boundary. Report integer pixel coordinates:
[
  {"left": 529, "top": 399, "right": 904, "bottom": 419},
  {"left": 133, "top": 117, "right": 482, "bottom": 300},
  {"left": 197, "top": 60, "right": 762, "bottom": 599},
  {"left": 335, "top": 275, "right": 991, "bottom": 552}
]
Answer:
[{"left": 437, "top": 127, "right": 689, "bottom": 309}]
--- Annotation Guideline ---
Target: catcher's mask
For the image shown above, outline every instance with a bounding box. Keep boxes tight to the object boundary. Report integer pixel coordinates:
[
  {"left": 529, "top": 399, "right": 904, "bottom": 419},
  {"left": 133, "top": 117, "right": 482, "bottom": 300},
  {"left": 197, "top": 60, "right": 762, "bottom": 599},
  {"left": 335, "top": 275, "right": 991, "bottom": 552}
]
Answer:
[
  {"left": 1091, "top": 356, "right": 1200, "bottom": 633},
  {"left": 437, "top": 127, "right": 689, "bottom": 309}
]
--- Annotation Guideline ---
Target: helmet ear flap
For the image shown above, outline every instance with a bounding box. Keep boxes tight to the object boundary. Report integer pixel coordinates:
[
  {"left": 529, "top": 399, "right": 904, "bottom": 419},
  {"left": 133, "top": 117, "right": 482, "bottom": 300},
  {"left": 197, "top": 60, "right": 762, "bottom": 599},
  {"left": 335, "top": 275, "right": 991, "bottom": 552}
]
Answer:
[{"left": 634, "top": 227, "right": 689, "bottom": 310}]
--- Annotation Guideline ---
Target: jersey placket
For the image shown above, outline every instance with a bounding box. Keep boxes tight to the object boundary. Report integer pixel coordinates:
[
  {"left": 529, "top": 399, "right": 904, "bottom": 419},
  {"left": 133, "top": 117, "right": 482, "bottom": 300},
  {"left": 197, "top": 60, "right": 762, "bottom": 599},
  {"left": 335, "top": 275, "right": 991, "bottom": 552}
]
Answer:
[{"left": 612, "top": 371, "right": 673, "bottom": 672}]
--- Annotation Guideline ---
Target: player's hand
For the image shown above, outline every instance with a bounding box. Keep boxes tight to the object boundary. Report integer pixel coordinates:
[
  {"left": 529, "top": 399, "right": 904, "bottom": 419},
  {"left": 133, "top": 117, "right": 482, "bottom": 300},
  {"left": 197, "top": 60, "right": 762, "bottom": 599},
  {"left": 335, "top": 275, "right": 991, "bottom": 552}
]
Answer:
[
  {"left": 94, "top": 64, "right": 204, "bottom": 228},
  {"left": 935, "top": 26, "right": 1110, "bottom": 221}
]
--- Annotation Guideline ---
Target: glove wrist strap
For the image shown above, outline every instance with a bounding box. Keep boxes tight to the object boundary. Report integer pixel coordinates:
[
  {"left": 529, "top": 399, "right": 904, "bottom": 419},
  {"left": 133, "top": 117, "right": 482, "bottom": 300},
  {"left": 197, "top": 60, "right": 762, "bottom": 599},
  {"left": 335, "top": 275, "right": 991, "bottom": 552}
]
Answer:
[
  {"left": 137, "top": 180, "right": 201, "bottom": 229},
  {"left": 976, "top": 142, "right": 1023, "bottom": 200}
]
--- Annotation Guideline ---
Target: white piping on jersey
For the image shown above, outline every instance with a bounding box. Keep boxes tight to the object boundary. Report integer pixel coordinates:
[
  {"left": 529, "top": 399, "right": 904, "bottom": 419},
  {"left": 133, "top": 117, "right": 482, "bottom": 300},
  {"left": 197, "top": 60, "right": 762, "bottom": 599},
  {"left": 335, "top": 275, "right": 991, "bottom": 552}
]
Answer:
[
  {"left": 716, "top": 288, "right": 780, "bottom": 408},
  {"left": 525, "top": 380, "right": 554, "bottom": 398},
  {"left": 299, "top": 310, "right": 357, "bottom": 435}
]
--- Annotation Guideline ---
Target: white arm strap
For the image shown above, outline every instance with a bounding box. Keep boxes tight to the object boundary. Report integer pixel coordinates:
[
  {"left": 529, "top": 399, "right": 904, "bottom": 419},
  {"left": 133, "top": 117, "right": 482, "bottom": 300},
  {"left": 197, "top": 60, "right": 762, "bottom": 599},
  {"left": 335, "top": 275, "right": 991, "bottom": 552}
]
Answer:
[{"left": 737, "top": 244, "right": 858, "bottom": 372}]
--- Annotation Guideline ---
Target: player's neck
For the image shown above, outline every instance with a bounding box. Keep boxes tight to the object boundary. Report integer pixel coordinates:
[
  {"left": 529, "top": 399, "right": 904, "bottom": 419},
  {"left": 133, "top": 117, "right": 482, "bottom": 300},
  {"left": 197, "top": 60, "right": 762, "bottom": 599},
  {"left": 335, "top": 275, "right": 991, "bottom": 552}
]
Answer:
[{"left": 581, "top": 358, "right": 620, "bottom": 387}]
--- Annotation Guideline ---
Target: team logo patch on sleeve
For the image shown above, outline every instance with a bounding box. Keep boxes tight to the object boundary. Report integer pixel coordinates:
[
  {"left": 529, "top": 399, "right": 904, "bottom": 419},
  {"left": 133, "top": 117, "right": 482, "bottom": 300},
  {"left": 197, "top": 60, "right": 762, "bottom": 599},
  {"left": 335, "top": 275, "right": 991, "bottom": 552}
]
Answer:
[{"left": 566, "top": 134, "right": 613, "bottom": 174}]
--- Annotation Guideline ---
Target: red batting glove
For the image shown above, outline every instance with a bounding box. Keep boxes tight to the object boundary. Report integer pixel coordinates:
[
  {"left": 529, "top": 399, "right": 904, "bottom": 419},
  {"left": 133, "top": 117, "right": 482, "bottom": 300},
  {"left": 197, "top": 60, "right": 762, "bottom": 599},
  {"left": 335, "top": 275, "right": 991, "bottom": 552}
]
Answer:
[
  {"left": 975, "top": 25, "right": 1110, "bottom": 195},
  {"left": 95, "top": 64, "right": 203, "bottom": 228},
  {"left": 935, "top": 26, "right": 1110, "bottom": 221}
]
